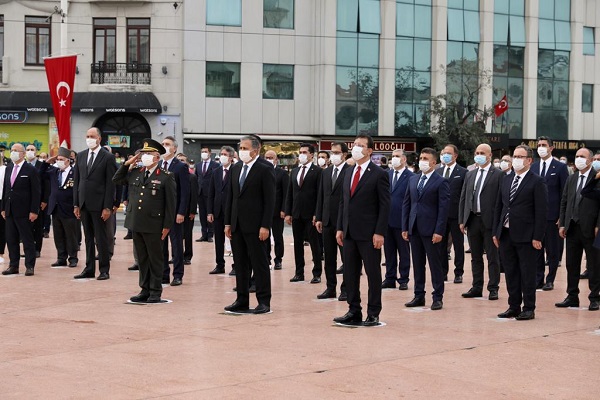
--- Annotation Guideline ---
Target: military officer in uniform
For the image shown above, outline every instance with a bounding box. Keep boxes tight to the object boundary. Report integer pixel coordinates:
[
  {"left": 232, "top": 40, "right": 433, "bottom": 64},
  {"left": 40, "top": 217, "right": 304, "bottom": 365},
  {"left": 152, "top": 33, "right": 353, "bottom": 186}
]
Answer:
[{"left": 113, "top": 139, "right": 176, "bottom": 303}]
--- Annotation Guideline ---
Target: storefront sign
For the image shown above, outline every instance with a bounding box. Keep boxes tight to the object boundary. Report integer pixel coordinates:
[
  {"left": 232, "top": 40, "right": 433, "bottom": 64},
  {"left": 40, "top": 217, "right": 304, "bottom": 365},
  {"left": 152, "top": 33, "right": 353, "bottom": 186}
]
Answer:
[
  {"left": 320, "top": 140, "right": 416, "bottom": 152},
  {"left": 523, "top": 139, "right": 583, "bottom": 151},
  {"left": 0, "top": 111, "right": 28, "bottom": 123}
]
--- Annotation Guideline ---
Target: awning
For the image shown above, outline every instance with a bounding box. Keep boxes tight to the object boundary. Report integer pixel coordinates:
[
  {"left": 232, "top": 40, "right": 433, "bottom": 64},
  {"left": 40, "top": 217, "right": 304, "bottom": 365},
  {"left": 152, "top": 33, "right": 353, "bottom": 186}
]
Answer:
[{"left": 0, "top": 91, "right": 162, "bottom": 114}]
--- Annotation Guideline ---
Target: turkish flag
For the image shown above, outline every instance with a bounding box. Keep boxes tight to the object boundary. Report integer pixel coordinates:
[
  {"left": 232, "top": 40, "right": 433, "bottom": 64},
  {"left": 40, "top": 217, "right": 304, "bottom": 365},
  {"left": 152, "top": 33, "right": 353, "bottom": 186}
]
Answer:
[
  {"left": 44, "top": 55, "right": 77, "bottom": 148},
  {"left": 494, "top": 94, "right": 509, "bottom": 117}
]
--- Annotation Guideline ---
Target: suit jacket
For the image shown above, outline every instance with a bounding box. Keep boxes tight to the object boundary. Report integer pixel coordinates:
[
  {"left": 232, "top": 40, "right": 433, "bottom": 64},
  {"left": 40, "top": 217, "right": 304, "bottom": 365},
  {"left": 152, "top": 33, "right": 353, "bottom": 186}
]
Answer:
[
  {"left": 531, "top": 158, "right": 568, "bottom": 221},
  {"left": 32, "top": 159, "right": 51, "bottom": 204},
  {"left": 166, "top": 157, "right": 191, "bottom": 216},
  {"left": 273, "top": 167, "right": 290, "bottom": 218},
  {"left": 41, "top": 163, "right": 76, "bottom": 219},
  {"left": 73, "top": 148, "right": 117, "bottom": 211},
  {"left": 207, "top": 165, "right": 231, "bottom": 220},
  {"left": 316, "top": 163, "right": 351, "bottom": 227},
  {"left": 337, "top": 161, "right": 390, "bottom": 241},
  {"left": 564, "top": 170, "right": 600, "bottom": 237},
  {"left": 436, "top": 163, "right": 467, "bottom": 219},
  {"left": 188, "top": 172, "right": 199, "bottom": 215},
  {"left": 195, "top": 159, "right": 219, "bottom": 196},
  {"left": 285, "top": 163, "right": 322, "bottom": 219},
  {"left": 402, "top": 171, "right": 450, "bottom": 237},
  {"left": 388, "top": 167, "right": 414, "bottom": 229},
  {"left": 580, "top": 175, "right": 600, "bottom": 248},
  {"left": 458, "top": 165, "right": 503, "bottom": 230},
  {"left": 493, "top": 170, "right": 547, "bottom": 243},
  {"left": 225, "top": 159, "right": 275, "bottom": 233},
  {"left": 1, "top": 161, "right": 41, "bottom": 217}
]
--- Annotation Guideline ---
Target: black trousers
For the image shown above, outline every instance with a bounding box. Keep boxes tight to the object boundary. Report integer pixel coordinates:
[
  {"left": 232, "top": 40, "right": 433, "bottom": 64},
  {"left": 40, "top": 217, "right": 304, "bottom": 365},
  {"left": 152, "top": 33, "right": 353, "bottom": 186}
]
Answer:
[
  {"left": 323, "top": 224, "right": 345, "bottom": 291},
  {"left": 231, "top": 230, "right": 271, "bottom": 306},
  {"left": 43, "top": 212, "right": 51, "bottom": 233},
  {"left": 270, "top": 216, "right": 285, "bottom": 264},
  {"left": 466, "top": 214, "right": 500, "bottom": 292},
  {"left": 163, "top": 221, "right": 184, "bottom": 280},
  {"left": 32, "top": 207, "right": 46, "bottom": 253},
  {"left": 564, "top": 222, "right": 600, "bottom": 302},
  {"left": 104, "top": 212, "right": 116, "bottom": 257},
  {"left": 292, "top": 217, "right": 322, "bottom": 277},
  {"left": 134, "top": 231, "right": 164, "bottom": 297},
  {"left": 52, "top": 213, "right": 79, "bottom": 264},
  {"left": 499, "top": 230, "right": 539, "bottom": 312},
  {"left": 441, "top": 217, "right": 464, "bottom": 278},
  {"left": 6, "top": 216, "right": 36, "bottom": 269},
  {"left": 384, "top": 226, "right": 411, "bottom": 284},
  {"left": 183, "top": 216, "right": 194, "bottom": 261},
  {"left": 81, "top": 207, "right": 110, "bottom": 275},
  {"left": 537, "top": 221, "right": 560, "bottom": 285},
  {"left": 213, "top": 215, "right": 225, "bottom": 268},
  {"left": 0, "top": 214, "right": 5, "bottom": 255},
  {"left": 410, "top": 233, "right": 445, "bottom": 301},
  {"left": 343, "top": 234, "right": 382, "bottom": 316},
  {"left": 197, "top": 194, "right": 213, "bottom": 239}
]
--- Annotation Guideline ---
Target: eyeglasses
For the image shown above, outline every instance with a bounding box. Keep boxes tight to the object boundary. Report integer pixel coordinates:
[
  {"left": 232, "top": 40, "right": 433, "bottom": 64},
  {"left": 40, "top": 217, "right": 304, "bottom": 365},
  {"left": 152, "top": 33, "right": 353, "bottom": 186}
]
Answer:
[{"left": 512, "top": 155, "right": 528, "bottom": 159}]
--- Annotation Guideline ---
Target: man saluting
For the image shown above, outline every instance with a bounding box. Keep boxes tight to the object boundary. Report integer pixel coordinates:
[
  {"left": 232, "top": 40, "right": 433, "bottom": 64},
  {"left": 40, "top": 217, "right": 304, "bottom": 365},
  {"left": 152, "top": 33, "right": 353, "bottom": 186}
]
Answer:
[{"left": 113, "top": 139, "right": 176, "bottom": 303}]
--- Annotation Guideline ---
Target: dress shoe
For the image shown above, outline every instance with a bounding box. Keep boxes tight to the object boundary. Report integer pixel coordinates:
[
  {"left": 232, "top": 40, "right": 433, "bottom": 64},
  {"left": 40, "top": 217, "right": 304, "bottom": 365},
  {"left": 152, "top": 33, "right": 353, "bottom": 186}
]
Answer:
[
  {"left": 290, "top": 275, "right": 304, "bottom": 282},
  {"left": 317, "top": 289, "right": 336, "bottom": 299},
  {"left": 555, "top": 298, "right": 579, "bottom": 308},
  {"left": 443, "top": 275, "right": 448, "bottom": 282},
  {"left": 363, "top": 315, "right": 379, "bottom": 326},
  {"left": 488, "top": 290, "right": 499, "bottom": 301},
  {"left": 168, "top": 259, "right": 174, "bottom": 264},
  {"left": 183, "top": 259, "right": 191, "bottom": 265},
  {"left": 497, "top": 308, "right": 520, "bottom": 318},
  {"left": 146, "top": 295, "right": 162, "bottom": 303},
  {"left": 123, "top": 234, "right": 132, "bottom": 240},
  {"left": 51, "top": 260, "right": 67, "bottom": 267},
  {"left": 465, "top": 248, "right": 472, "bottom": 253},
  {"left": 128, "top": 264, "right": 139, "bottom": 271},
  {"left": 97, "top": 273, "right": 110, "bottom": 280},
  {"left": 336, "top": 266, "right": 344, "bottom": 274},
  {"left": 310, "top": 276, "right": 321, "bottom": 284},
  {"left": 381, "top": 280, "right": 396, "bottom": 289},
  {"left": 542, "top": 282, "right": 554, "bottom": 291},
  {"left": 25, "top": 268, "right": 34, "bottom": 276},
  {"left": 462, "top": 288, "right": 483, "bottom": 298},
  {"left": 589, "top": 300, "right": 599, "bottom": 311},
  {"left": 43, "top": 232, "right": 50, "bottom": 239},
  {"left": 253, "top": 304, "right": 270, "bottom": 314},
  {"left": 274, "top": 262, "right": 282, "bottom": 270},
  {"left": 224, "top": 300, "right": 249, "bottom": 312},
  {"left": 333, "top": 311, "right": 362, "bottom": 324},
  {"left": 431, "top": 300, "right": 443, "bottom": 310},
  {"left": 130, "top": 293, "right": 150, "bottom": 303},
  {"left": 35, "top": 251, "right": 41, "bottom": 258},
  {"left": 338, "top": 291, "right": 347, "bottom": 301},
  {"left": 453, "top": 275, "right": 463, "bottom": 284},
  {"left": 2, "top": 267, "right": 19, "bottom": 275},
  {"left": 68, "top": 261, "right": 77, "bottom": 268},
  {"left": 249, "top": 284, "right": 256, "bottom": 293},
  {"left": 398, "top": 283, "right": 408, "bottom": 290},
  {"left": 207, "top": 238, "right": 213, "bottom": 242},
  {"left": 229, "top": 269, "right": 236, "bottom": 276},
  {"left": 536, "top": 282, "right": 544, "bottom": 290},
  {"left": 209, "top": 266, "right": 225, "bottom": 274},
  {"left": 515, "top": 310, "right": 535, "bottom": 320},
  {"left": 170, "top": 278, "right": 182, "bottom": 286},
  {"left": 196, "top": 237, "right": 208, "bottom": 242},
  {"left": 580, "top": 270, "right": 589, "bottom": 279},
  {"left": 74, "top": 272, "right": 94, "bottom": 279},
  {"left": 405, "top": 297, "right": 425, "bottom": 307}
]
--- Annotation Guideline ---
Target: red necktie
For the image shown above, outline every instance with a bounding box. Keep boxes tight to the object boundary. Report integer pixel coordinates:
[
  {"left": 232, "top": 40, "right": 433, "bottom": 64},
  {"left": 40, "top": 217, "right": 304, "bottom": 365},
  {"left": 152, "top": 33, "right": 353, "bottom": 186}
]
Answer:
[
  {"left": 163, "top": 161, "right": 168, "bottom": 170},
  {"left": 351, "top": 166, "right": 361, "bottom": 196}
]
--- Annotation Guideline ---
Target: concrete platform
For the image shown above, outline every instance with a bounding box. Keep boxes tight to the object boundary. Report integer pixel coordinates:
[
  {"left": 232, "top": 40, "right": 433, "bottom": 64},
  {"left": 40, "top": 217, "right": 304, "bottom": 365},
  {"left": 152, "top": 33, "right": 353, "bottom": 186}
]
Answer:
[{"left": 0, "top": 225, "right": 598, "bottom": 399}]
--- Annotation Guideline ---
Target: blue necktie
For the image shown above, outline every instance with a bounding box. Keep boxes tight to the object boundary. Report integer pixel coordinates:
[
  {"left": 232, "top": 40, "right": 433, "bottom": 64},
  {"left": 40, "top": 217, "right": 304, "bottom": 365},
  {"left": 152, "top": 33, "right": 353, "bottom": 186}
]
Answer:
[
  {"left": 239, "top": 165, "right": 248, "bottom": 189},
  {"left": 417, "top": 175, "right": 426, "bottom": 196}
]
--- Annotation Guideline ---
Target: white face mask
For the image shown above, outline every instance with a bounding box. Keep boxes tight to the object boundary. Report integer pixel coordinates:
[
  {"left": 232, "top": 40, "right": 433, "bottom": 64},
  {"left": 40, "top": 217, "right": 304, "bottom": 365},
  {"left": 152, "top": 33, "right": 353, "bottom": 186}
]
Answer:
[
  {"left": 26, "top": 150, "right": 36, "bottom": 160},
  {"left": 418, "top": 160, "right": 430, "bottom": 173},
  {"left": 266, "top": 159, "right": 275, "bottom": 166},
  {"left": 10, "top": 151, "right": 21, "bottom": 162},
  {"left": 86, "top": 138, "right": 98, "bottom": 149},
  {"left": 559, "top": 159, "right": 567, "bottom": 164},
  {"left": 493, "top": 162, "right": 501, "bottom": 169},
  {"left": 141, "top": 154, "right": 155, "bottom": 167},
  {"left": 219, "top": 154, "right": 230, "bottom": 165},
  {"left": 500, "top": 161, "right": 510, "bottom": 171},
  {"left": 56, "top": 160, "right": 66, "bottom": 170},
  {"left": 391, "top": 156, "right": 402, "bottom": 168},
  {"left": 163, "top": 146, "right": 172, "bottom": 156},
  {"left": 330, "top": 154, "right": 343, "bottom": 166},
  {"left": 537, "top": 147, "right": 548, "bottom": 158},
  {"left": 298, "top": 154, "right": 308, "bottom": 165},
  {"left": 351, "top": 146, "right": 365, "bottom": 161},
  {"left": 239, "top": 150, "right": 252, "bottom": 163},
  {"left": 575, "top": 157, "right": 589, "bottom": 171},
  {"left": 317, "top": 157, "right": 326, "bottom": 167},
  {"left": 512, "top": 158, "right": 525, "bottom": 172},
  {"left": 201, "top": 152, "right": 210, "bottom": 161}
]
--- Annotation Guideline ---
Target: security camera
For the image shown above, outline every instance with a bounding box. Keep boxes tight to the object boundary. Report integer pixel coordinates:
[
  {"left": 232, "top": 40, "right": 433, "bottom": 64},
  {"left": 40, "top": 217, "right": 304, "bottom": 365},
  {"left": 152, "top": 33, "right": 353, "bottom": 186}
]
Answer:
[{"left": 160, "top": 118, "right": 167, "bottom": 125}]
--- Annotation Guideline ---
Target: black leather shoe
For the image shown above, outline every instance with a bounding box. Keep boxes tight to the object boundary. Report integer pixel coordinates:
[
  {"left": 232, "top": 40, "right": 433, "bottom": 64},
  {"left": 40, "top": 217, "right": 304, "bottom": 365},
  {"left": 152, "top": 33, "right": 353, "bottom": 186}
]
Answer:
[
  {"left": 97, "top": 273, "right": 110, "bottom": 280},
  {"left": 290, "top": 275, "right": 304, "bottom": 282},
  {"left": 130, "top": 293, "right": 150, "bottom": 303},
  {"left": 497, "top": 308, "right": 520, "bottom": 318},
  {"left": 2, "top": 267, "right": 19, "bottom": 275},
  {"left": 249, "top": 284, "right": 256, "bottom": 293},
  {"left": 128, "top": 264, "right": 139, "bottom": 271},
  {"left": 462, "top": 288, "right": 483, "bottom": 298},
  {"left": 336, "top": 266, "right": 344, "bottom": 274},
  {"left": 333, "top": 311, "right": 362, "bottom": 324},
  {"left": 542, "top": 282, "right": 554, "bottom": 291},
  {"left": 405, "top": 297, "right": 425, "bottom": 307},
  {"left": 74, "top": 272, "right": 94, "bottom": 279},
  {"left": 123, "top": 234, "right": 132, "bottom": 240},
  {"left": 170, "top": 278, "right": 182, "bottom": 286},
  {"left": 229, "top": 269, "right": 236, "bottom": 276},
  {"left": 209, "top": 266, "right": 225, "bottom": 274},
  {"left": 515, "top": 311, "right": 535, "bottom": 320},
  {"left": 68, "top": 261, "right": 78, "bottom": 268},
  {"left": 35, "top": 251, "right": 41, "bottom": 258},
  {"left": 224, "top": 300, "right": 249, "bottom": 312},
  {"left": 589, "top": 300, "right": 599, "bottom": 311},
  {"left": 317, "top": 289, "right": 336, "bottom": 299},
  {"left": 453, "top": 275, "right": 463, "bottom": 284},
  {"left": 536, "top": 282, "right": 544, "bottom": 290},
  {"left": 168, "top": 259, "right": 174, "bottom": 264},
  {"left": 398, "top": 283, "right": 408, "bottom": 290},
  {"left": 207, "top": 238, "right": 214, "bottom": 243},
  {"left": 555, "top": 298, "right": 579, "bottom": 308},
  {"left": 580, "top": 270, "right": 589, "bottom": 279},
  {"left": 381, "top": 280, "right": 396, "bottom": 289},
  {"left": 310, "top": 276, "right": 321, "bottom": 284},
  {"left": 254, "top": 304, "right": 270, "bottom": 314},
  {"left": 338, "top": 291, "right": 347, "bottom": 301},
  {"left": 146, "top": 295, "right": 161, "bottom": 303},
  {"left": 488, "top": 290, "right": 499, "bottom": 300},
  {"left": 274, "top": 263, "right": 282, "bottom": 270},
  {"left": 183, "top": 259, "right": 191, "bottom": 265},
  {"left": 363, "top": 315, "right": 379, "bottom": 326},
  {"left": 24, "top": 268, "right": 34, "bottom": 276},
  {"left": 196, "top": 237, "right": 208, "bottom": 242},
  {"left": 431, "top": 300, "right": 443, "bottom": 310},
  {"left": 51, "top": 260, "right": 67, "bottom": 267}
]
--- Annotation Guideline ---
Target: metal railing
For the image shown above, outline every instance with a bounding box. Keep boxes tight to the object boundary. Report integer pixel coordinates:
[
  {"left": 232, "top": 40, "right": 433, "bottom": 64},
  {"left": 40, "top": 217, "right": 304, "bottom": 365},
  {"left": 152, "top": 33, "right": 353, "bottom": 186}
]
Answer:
[{"left": 91, "top": 62, "right": 151, "bottom": 84}]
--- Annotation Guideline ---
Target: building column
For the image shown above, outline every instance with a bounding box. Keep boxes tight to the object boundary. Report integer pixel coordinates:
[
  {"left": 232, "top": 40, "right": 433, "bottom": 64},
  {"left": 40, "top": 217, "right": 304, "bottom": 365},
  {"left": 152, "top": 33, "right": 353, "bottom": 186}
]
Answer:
[
  {"left": 569, "top": 0, "right": 585, "bottom": 140},
  {"left": 319, "top": 0, "right": 338, "bottom": 136},
  {"left": 378, "top": 0, "right": 396, "bottom": 137},
  {"left": 479, "top": 0, "right": 494, "bottom": 115},
  {"left": 430, "top": 0, "right": 448, "bottom": 131},
  {"left": 523, "top": 0, "right": 539, "bottom": 139}
]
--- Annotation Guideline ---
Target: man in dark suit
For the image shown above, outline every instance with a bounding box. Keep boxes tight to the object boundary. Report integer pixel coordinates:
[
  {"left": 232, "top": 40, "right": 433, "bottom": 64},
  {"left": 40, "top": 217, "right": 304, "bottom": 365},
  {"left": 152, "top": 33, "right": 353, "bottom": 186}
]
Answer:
[
  {"left": 41, "top": 148, "right": 79, "bottom": 268},
  {"left": 436, "top": 144, "right": 467, "bottom": 283},
  {"left": 315, "top": 142, "right": 351, "bottom": 299},
  {"left": 458, "top": 144, "right": 503, "bottom": 300},
  {"left": 265, "top": 150, "right": 289, "bottom": 271},
  {"left": 224, "top": 135, "right": 275, "bottom": 314},
  {"left": 493, "top": 145, "right": 547, "bottom": 320},
  {"left": 334, "top": 134, "right": 390, "bottom": 326},
  {"left": 159, "top": 136, "right": 190, "bottom": 286},
  {"left": 382, "top": 148, "right": 413, "bottom": 290},
  {"left": 1, "top": 143, "right": 41, "bottom": 276},
  {"left": 530, "top": 136, "right": 568, "bottom": 290},
  {"left": 113, "top": 139, "right": 176, "bottom": 303},
  {"left": 208, "top": 146, "right": 234, "bottom": 275},
  {"left": 177, "top": 153, "right": 198, "bottom": 265},
  {"left": 402, "top": 147, "right": 450, "bottom": 310},
  {"left": 25, "top": 144, "right": 50, "bottom": 258},
  {"left": 558, "top": 148, "right": 600, "bottom": 311},
  {"left": 285, "top": 143, "right": 322, "bottom": 283},
  {"left": 195, "top": 146, "right": 219, "bottom": 242},
  {"left": 73, "top": 127, "right": 117, "bottom": 280}
]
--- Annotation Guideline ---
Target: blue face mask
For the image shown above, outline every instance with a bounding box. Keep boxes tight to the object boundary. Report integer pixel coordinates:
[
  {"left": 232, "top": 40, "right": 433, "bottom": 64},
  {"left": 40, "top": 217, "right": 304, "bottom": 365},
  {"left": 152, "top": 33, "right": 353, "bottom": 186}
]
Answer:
[
  {"left": 440, "top": 153, "right": 452, "bottom": 164},
  {"left": 593, "top": 160, "right": 600, "bottom": 171},
  {"left": 474, "top": 155, "right": 487, "bottom": 165}
]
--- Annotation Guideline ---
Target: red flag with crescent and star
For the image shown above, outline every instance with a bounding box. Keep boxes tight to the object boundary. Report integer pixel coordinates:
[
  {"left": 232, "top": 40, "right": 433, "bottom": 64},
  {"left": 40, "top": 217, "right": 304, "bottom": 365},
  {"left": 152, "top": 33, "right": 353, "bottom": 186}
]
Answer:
[
  {"left": 44, "top": 55, "right": 77, "bottom": 148},
  {"left": 494, "top": 94, "right": 509, "bottom": 117}
]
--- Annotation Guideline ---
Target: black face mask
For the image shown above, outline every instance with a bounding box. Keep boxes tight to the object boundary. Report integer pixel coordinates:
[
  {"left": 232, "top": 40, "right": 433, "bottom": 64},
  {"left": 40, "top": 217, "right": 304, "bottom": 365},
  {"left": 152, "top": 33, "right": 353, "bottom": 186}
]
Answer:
[{"left": 70, "top": 158, "right": 76, "bottom": 164}]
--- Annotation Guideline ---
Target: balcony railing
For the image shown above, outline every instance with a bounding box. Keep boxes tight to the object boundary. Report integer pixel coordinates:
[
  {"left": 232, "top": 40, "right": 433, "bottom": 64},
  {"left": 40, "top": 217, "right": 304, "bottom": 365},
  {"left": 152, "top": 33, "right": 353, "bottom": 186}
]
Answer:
[{"left": 91, "top": 62, "right": 151, "bottom": 84}]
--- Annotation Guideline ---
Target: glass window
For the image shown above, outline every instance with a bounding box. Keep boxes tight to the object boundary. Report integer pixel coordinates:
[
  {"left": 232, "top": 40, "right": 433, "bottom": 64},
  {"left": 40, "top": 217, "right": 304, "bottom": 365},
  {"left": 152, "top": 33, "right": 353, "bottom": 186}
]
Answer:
[
  {"left": 396, "top": 3, "right": 414, "bottom": 37},
  {"left": 537, "top": 110, "right": 568, "bottom": 139},
  {"left": 493, "top": 45, "right": 509, "bottom": 76},
  {"left": 464, "top": 11, "right": 480, "bottom": 42},
  {"left": 358, "top": 33, "right": 379, "bottom": 67},
  {"left": 337, "top": 66, "right": 357, "bottom": 101},
  {"left": 509, "top": 0, "right": 525, "bottom": 15},
  {"left": 555, "top": 21, "right": 571, "bottom": 51},
  {"left": 582, "top": 84, "right": 593, "bottom": 113},
  {"left": 264, "top": 0, "right": 294, "bottom": 29},
  {"left": 508, "top": 47, "right": 525, "bottom": 78},
  {"left": 206, "top": 62, "right": 241, "bottom": 98},
  {"left": 447, "top": 9, "right": 464, "bottom": 41},
  {"left": 554, "top": 0, "right": 571, "bottom": 21},
  {"left": 337, "top": 32, "right": 359, "bottom": 66},
  {"left": 127, "top": 19, "right": 150, "bottom": 66},
  {"left": 414, "top": 0, "right": 432, "bottom": 5},
  {"left": 395, "top": 38, "right": 414, "bottom": 70},
  {"left": 207, "top": 0, "right": 242, "bottom": 26},
  {"left": 553, "top": 51, "right": 570, "bottom": 80},
  {"left": 359, "top": 0, "right": 381, "bottom": 34},
  {"left": 509, "top": 16, "right": 526, "bottom": 47},
  {"left": 413, "top": 39, "right": 431, "bottom": 70},
  {"left": 507, "top": 77, "right": 524, "bottom": 108},
  {"left": 539, "top": 19, "right": 555, "bottom": 50},
  {"left": 414, "top": 6, "right": 431, "bottom": 39},
  {"left": 538, "top": 1, "right": 554, "bottom": 20},
  {"left": 25, "top": 16, "right": 50, "bottom": 66},
  {"left": 494, "top": 1, "right": 509, "bottom": 14},
  {"left": 494, "top": 14, "right": 509, "bottom": 45},
  {"left": 463, "top": 0, "right": 479, "bottom": 11},
  {"left": 93, "top": 18, "right": 116, "bottom": 65},
  {"left": 447, "top": 0, "right": 462, "bottom": 9},
  {"left": 584, "top": 27, "right": 595, "bottom": 55},
  {"left": 263, "top": 64, "right": 294, "bottom": 99},
  {"left": 338, "top": 0, "right": 359, "bottom": 32},
  {"left": 336, "top": 101, "right": 358, "bottom": 134}
]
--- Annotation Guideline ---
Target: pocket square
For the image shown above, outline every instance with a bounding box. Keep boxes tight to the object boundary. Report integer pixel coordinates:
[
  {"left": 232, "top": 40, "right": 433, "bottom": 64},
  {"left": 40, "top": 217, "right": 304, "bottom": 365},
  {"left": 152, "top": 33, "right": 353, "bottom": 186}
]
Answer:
[
  {"left": 454, "top": 176, "right": 461, "bottom": 178},
  {"left": 550, "top": 173, "right": 556, "bottom": 176},
  {"left": 20, "top": 175, "right": 28, "bottom": 178}
]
